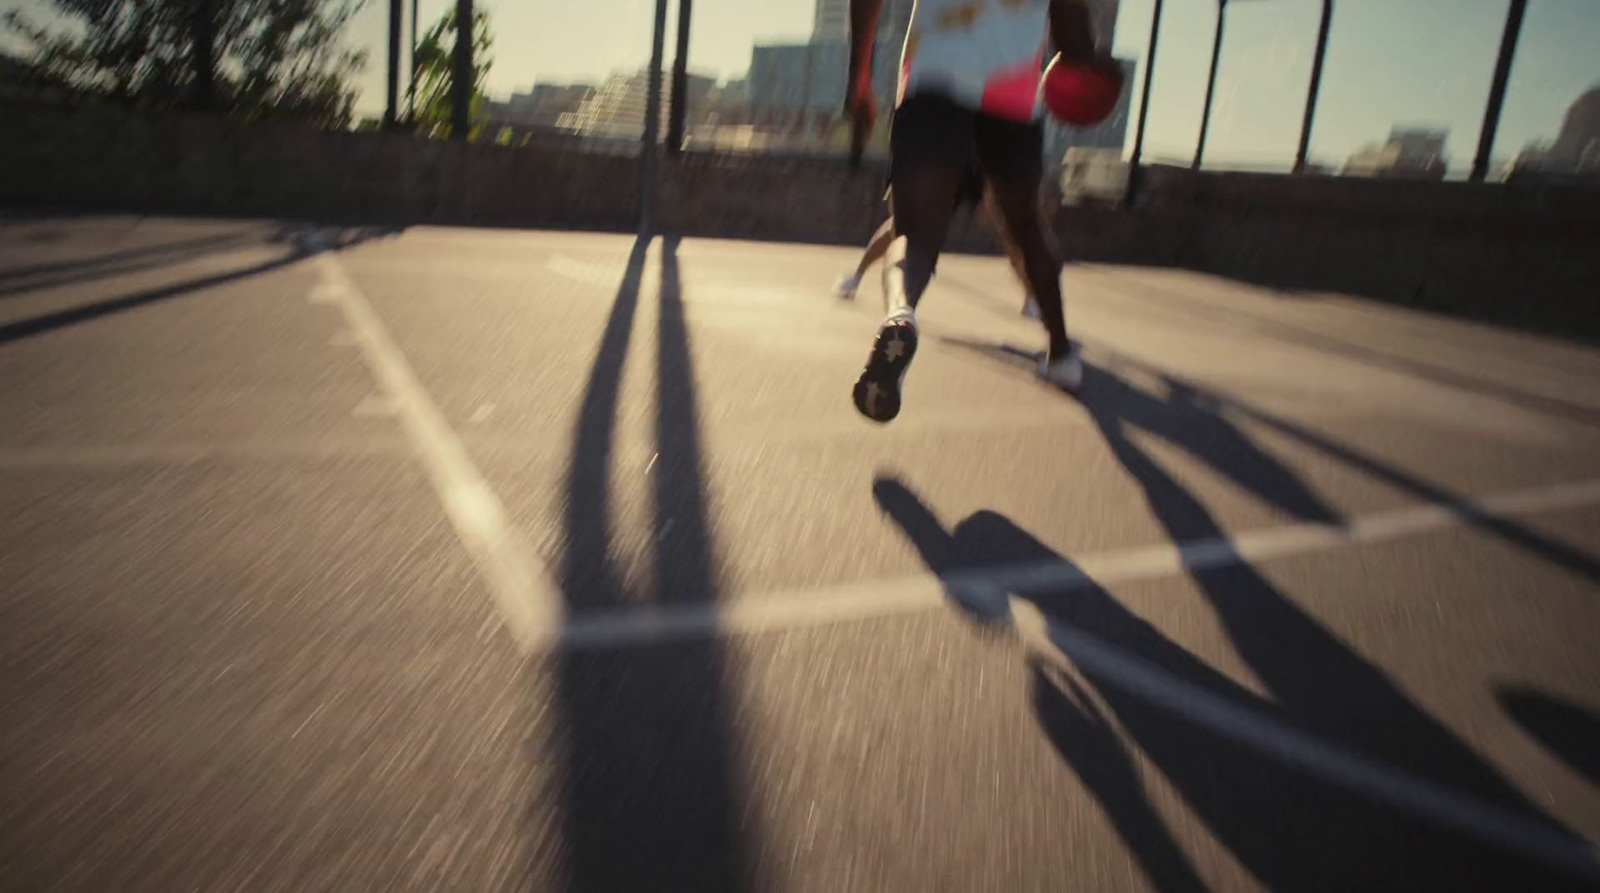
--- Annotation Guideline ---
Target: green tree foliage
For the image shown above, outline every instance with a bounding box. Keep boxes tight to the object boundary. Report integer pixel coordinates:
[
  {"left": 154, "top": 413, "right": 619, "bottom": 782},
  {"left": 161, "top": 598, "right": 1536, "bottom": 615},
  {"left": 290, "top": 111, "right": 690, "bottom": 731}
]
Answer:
[
  {"left": 3, "top": 0, "right": 368, "bottom": 127},
  {"left": 409, "top": 5, "right": 491, "bottom": 139}
]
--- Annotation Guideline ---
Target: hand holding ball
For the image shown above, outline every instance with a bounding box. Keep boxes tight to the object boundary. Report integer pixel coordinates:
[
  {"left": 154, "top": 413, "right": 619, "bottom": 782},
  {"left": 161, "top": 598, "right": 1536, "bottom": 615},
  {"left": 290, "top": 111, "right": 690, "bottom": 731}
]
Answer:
[{"left": 1042, "top": 55, "right": 1125, "bottom": 127}]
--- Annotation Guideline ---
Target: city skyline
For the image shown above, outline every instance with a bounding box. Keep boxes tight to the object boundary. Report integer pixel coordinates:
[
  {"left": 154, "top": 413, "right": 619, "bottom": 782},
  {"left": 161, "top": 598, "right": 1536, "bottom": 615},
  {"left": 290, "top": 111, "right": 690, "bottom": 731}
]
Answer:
[{"left": 6, "top": 0, "right": 1596, "bottom": 170}]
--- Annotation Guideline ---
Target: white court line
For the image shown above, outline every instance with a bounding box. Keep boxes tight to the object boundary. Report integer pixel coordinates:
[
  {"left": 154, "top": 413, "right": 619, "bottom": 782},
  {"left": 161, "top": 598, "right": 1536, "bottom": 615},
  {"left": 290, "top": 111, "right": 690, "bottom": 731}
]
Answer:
[
  {"left": 554, "top": 477, "right": 1600, "bottom": 651},
  {"left": 310, "top": 242, "right": 561, "bottom": 650},
  {"left": 1015, "top": 606, "right": 1600, "bottom": 881}
]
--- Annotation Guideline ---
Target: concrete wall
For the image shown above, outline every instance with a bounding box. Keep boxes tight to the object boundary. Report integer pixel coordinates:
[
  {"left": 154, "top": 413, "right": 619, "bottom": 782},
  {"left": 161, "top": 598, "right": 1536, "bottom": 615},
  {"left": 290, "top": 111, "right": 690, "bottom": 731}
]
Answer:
[
  {"left": 0, "top": 101, "right": 642, "bottom": 230},
  {"left": 3, "top": 102, "right": 1595, "bottom": 337},
  {"left": 1136, "top": 166, "right": 1600, "bottom": 338}
]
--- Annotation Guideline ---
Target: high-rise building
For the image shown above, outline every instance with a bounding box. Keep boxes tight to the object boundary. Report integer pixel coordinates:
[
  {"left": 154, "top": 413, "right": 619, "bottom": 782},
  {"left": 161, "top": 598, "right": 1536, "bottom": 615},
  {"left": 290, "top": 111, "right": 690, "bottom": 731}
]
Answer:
[
  {"left": 812, "top": 0, "right": 848, "bottom": 42},
  {"left": 750, "top": 0, "right": 913, "bottom": 131},
  {"left": 1510, "top": 86, "right": 1600, "bottom": 182},
  {"left": 557, "top": 68, "right": 713, "bottom": 141},
  {"left": 1343, "top": 127, "right": 1449, "bottom": 179},
  {"left": 812, "top": 0, "right": 912, "bottom": 43}
]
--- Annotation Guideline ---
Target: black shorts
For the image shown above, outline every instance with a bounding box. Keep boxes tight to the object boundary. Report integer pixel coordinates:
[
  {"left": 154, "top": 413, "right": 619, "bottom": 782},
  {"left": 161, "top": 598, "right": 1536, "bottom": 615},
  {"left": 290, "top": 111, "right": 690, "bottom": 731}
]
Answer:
[
  {"left": 890, "top": 92, "right": 1044, "bottom": 195},
  {"left": 884, "top": 162, "right": 985, "bottom": 212}
]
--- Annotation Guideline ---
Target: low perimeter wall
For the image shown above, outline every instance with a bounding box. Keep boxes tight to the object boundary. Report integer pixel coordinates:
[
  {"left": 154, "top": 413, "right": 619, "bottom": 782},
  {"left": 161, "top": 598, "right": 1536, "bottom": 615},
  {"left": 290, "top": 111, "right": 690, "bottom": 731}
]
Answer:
[{"left": 3, "top": 101, "right": 1595, "bottom": 337}]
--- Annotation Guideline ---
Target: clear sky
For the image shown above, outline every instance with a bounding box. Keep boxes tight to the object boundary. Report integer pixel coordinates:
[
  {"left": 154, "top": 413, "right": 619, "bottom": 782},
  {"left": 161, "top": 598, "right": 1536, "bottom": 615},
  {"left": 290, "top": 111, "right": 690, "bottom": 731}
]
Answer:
[{"left": 8, "top": 0, "right": 1597, "bottom": 171}]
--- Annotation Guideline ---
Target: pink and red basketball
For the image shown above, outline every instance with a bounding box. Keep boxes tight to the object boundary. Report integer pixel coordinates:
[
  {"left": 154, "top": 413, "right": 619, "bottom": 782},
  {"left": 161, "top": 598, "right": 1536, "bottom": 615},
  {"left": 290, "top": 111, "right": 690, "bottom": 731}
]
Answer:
[{"left": 1042, "top": 56, "right": 1124, "bottom": 127}]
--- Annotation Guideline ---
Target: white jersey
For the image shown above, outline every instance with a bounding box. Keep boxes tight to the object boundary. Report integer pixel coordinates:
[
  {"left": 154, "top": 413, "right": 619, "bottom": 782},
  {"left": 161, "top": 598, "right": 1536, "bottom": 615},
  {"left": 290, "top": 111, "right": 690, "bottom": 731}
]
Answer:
[{"left": 897, "top": 0, "right": 1051, "bottom": 123}]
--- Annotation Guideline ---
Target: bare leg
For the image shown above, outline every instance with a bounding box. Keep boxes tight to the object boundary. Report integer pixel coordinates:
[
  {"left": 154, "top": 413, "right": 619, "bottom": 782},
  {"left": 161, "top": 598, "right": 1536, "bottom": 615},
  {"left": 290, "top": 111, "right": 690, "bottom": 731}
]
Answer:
[
  {"left": 854, "top": 217, "right": 896, "bottom": 282},
  {"left": 980, "top": 188, "right": 1031, "bottom": 299},
  {"left": 883, "top": 164, "right": 963, "bottom": 315},
  {"left": 987, "top": 175, "right": 1070, "bottom": 362},
  {"left": 852, "top": 163, "right": 964, "bottom": 422}
]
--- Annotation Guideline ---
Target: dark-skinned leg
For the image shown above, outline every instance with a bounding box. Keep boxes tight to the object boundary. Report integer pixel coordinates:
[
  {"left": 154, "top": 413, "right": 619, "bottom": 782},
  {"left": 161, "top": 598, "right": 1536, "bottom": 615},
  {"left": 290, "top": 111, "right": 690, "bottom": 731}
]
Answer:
[
  {"left": 853, "top": 161, "right": 963, "bottom": 422},
  {"left": 988, "top": 173, "right": 1072, "bottom": 358},
  {"left": 852, "top": 94, "right": 972, "bottom": 422},
  {"left": 979, "top": 187, "right": 1035, "bottom": 312},
  {"left": 882, "top": 161, "right": 963, "bottom": 316}
]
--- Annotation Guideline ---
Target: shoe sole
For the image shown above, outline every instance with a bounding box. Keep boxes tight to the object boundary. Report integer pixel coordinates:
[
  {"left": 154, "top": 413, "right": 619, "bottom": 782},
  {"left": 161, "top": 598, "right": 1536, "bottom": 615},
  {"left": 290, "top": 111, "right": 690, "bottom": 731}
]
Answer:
[{"left": 853, "top": 319, "right": 918, "bottom": 423}]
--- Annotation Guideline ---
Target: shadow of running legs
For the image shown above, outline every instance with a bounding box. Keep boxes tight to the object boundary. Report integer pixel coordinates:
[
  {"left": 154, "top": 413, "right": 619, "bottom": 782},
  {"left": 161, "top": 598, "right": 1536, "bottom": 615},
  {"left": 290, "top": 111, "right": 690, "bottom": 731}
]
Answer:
[
  {"left": 873, "top": 475, "right": 1600, "bottom": 891},
  {"left": 546, "top": 235, "right": 754, "bottom": 893},
  {"left": 871, "top": 478, "right": 1210, "bottom": 893},
  {"left": 1500, "top": 687, "right": 1600, "bottom": 790}
]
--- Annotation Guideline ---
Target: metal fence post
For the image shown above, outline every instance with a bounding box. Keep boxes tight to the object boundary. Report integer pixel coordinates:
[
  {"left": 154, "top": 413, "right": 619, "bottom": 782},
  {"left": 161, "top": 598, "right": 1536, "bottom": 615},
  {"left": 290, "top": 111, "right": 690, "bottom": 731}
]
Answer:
[
  {"left": 667, "top": 0, "right": 694, "bottom": 154},
  {"left": 1294, "top": 0, "right": 1333, "bottom": 173},
  {"left": 639, "top": 0, "right": 670, "bottom": 232},
  {"left": 407, "top": 0, "right": 420, "bottom": 121},
  {"left": 1124, "top": 0, "right": 1165, "bottom": 206},
  {"left": 385, "top": 0, "right": 402, "bottom": 128},
  {"left": 1472, "top": 0, "right": 1527, "bottom": 182},
  {"left": 451, "top": 0, "right": 473, "bottom": 138},
  {"left": 1194, "top": 0, "right": 1227, "bottom": 170}
]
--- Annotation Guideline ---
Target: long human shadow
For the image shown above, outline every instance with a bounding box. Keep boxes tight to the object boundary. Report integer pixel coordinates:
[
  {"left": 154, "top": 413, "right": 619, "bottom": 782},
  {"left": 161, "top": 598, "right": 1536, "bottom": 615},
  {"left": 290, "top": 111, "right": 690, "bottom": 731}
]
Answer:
[
  {"left": 871, "top": 477, "right": 1211, "bottom": 893},
  {"left": 947, "top": 336, "right": 1600, "bottom": 586},
  {"left": 940, "top": 337, "right": 1341, "bottom": 527},
  {"left": 0, "top": 227, "right": 261, "bottom": 280},
  {"left": 1092, "top": 344, "right": 1600, "bottom": 585},
  {"left": 873, "top": 476, "right": 1600, "bottom": 891},
  {"left": 0, "top": 227, "right": 282, "bottom": 298},
  {"left": 0, "top": 227, "right": 406, "bottom": 347},
  {"left": 548, "top": 235, "right": 752, "bottom": 892},
  {"left": 1500, "top": 686, "right": 1600, "bottom": 790},
  {"left": 1101, "top": 277, "right": 1600, "bottom": 428}
]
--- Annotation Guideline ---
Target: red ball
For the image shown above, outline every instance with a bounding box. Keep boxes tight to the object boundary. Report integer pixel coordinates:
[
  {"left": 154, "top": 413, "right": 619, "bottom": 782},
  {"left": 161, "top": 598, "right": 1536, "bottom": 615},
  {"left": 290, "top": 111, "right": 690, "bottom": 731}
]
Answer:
[{"left": 1043, "top": 57, "right": 1125, "bottom": 127}]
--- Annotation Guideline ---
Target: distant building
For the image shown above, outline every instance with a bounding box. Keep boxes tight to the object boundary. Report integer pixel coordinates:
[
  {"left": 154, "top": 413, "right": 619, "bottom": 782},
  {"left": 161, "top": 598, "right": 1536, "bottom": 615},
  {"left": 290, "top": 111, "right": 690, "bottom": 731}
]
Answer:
[
  {"left": 482, "top": 84, "right": 595, "bottom": 136},
  {"left": 811, "top": 0, "right": 912, "bottom": 43},
  {"left": 701, "top": 78, "right": 750, "bottom": 126},
  {"left": 1343, "top": 127, "right": 1449, "bottom": 179},
  {"left": 524, "top": 84, "right": 596, "bottom": 127},
  {"left": 557, "top": 68, "right": 713, "bottom": 141},
  {"left": 1508, "top": 86, "right": 1600, "bottom": 183},
  {"left": 749, "top": 0, "right": 910, "bottom": 134},
  {"left": 812, "top": 0, "right": 850, "bottom": 42}
]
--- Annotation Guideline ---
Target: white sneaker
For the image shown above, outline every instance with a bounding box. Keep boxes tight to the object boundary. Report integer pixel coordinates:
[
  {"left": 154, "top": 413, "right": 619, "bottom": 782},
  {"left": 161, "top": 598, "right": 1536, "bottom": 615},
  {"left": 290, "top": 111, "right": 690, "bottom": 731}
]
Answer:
[
  {"left": 1038, "top": 346, "right": 1083, "bottom": 393},
  {"left": 1022, "top": 295, "right": 1041, "bottom": 319},
  {"left": 834, "top": 274, "right": 861, "bottom": 301}
]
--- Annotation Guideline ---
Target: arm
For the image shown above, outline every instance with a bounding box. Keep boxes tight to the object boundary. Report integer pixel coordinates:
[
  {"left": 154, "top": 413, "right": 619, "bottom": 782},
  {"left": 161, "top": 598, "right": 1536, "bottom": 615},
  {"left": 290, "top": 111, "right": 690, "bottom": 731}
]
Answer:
[
  {"left": 1049, "top": 0, "right": 1100, "bottom": 63},
  {"left": 846, "top": 0, "right": 885, "bottom": 168},
  {"left": 848, "top": 0, "right": 885, "bottom": 98}
]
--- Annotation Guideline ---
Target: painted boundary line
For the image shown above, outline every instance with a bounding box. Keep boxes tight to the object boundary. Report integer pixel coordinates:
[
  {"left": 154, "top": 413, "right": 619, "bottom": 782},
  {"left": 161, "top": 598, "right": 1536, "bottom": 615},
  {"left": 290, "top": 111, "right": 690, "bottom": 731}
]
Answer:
[
  {"left": 310, "top": 244, "right": 561, "bottom": 651},
  {"left": 1019, "top": 607, "right": 1600, "bottom": 881},
  {"left": 557, "top": 477, "right": 1600, "bottom": 651}
]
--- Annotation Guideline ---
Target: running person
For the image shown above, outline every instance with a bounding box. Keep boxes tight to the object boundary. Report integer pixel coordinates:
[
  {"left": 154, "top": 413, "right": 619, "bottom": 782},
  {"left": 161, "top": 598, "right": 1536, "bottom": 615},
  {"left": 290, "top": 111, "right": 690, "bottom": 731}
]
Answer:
[
  {"left": 845, "top": 0, "right": 1106, "bottom": 422},
  {"left": 836, "top": 164, "right": 1040, "bottom": 320}
]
